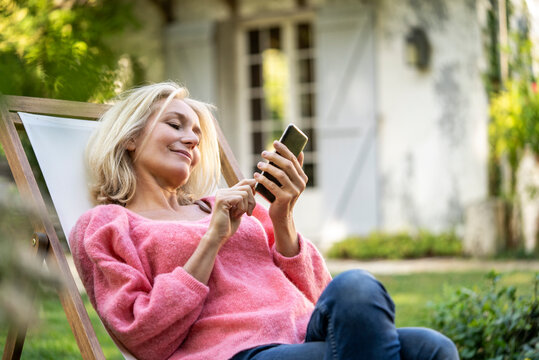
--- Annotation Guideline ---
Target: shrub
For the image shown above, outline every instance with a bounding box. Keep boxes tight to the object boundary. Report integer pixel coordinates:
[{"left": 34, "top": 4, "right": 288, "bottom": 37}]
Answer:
[
  {"left": 429, "top": 271, "right": 539, "bottom": 360},
  {"left": 326, "top": 230, "right": 462, "bottom": 260}
]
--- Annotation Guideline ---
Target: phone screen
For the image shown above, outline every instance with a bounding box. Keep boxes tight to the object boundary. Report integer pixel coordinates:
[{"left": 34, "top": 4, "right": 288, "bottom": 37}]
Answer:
[{"left": 255, "top": 124, "right": 308, "bottom": 202}]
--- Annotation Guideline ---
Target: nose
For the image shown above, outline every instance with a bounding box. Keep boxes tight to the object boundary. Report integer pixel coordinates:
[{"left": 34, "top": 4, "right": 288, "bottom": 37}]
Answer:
[{"left": 182, "top": 130, "right": 199, "bottom": 148}]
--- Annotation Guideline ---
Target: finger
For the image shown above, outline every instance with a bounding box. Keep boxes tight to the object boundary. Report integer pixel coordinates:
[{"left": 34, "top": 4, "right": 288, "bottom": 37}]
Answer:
[
  {"left": 272, "top": 141, "right": 304, "bottom": 172},
  {"left": 223, "top": 183, "right": 256, "bottom": 218},
  {"left": 235, "top": 185, "right": 256, "bottom": 209},
  {"left": 261, "top": 152, "right": 296, "bottom": 178},
  {"left": 235, "top": 178, "right": 256, "bottom": 190},
  {"left": 254, "top": 171, "right": 286, "bottom": 200},
  {"left": 273, "top": 141, "right": 296, "bottom": 161},
  {"left": 247, "top": 193, "right": 256, "bottom": 216},
  {"left": 276, "top": 145, "right": 307, "bottom": 185},
  {"left": 257, "top": 161, "right": 293, "bottom": 189},
  {"left": 234, "top": 180, "right": 256, "bottom": 200},
  {"left": 241, "top": 189, "right": 249, "bottom": 216},
  {"left": 296, "top": 152, "right": 308, "bottom": 184},
  {"left": 297, "top": 152, "right": 304, "bottom": 167},
  {"left": 273, "top": 142, "right": 307, "bottom": 182},
  {"left": 214, "top": 193, "right": 238, "bottom": 220},
  {"left": 226, "top": 193, "right": 246, "bottom": 218},
  {"left": 240, "top": 183, "right": 256, "bottom": 215},
  {"left": 221, "top": 192, "right": 240, "bottom": 209},
  {"left": 260, "top": 153, "right": 306, "bottom": 189},
  {"left": 229, "top": 187, "right": 254, "bottom": 218}
]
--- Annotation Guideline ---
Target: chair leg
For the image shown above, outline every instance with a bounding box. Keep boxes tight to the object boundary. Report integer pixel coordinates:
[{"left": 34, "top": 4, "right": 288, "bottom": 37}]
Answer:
[
  {"left": 3, "top": 327, "right": 26, "bottom": 360},
  {"left": 2, "top": 233, "right": 49, "bottom": 360}
]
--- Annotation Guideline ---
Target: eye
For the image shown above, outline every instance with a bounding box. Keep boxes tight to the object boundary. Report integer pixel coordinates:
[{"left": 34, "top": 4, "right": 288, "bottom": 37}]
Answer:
[{"left": 168, "top": 122, "right": 181, "bottom": 130}]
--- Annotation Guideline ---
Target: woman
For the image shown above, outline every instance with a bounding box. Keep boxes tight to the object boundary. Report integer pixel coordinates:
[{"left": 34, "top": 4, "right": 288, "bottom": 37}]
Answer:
[{"left": 70, "top": 82, "right": 459, "bottom": 360}]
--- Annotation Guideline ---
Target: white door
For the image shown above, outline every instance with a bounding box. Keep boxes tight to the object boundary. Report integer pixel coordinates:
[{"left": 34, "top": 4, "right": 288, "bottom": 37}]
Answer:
[{"left": 316, "top": 4, "right": 378, "bottom": 244}]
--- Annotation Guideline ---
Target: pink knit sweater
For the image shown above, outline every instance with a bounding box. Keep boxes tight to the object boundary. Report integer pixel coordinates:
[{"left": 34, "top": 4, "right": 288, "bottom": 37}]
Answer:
[{"left": 69, "top": 197, "right": 332, "bottom": 360}]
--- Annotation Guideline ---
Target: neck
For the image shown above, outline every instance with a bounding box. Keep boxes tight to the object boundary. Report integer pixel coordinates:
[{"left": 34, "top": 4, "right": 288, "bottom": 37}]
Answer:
[{"left": 126, "top": 176, "right": 185, "bottom": 213}]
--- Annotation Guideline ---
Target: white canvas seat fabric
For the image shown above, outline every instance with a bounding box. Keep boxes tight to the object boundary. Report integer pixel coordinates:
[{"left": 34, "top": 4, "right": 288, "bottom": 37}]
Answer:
[{"left": 20, "top": 112, "right": 97, "bottom": 238}]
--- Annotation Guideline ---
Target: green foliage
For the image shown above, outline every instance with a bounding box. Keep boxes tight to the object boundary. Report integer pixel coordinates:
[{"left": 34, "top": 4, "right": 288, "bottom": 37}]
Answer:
[
  {"left": 0, "top": 0, "right": 137, "bottom": 102},
  {"left": 482, "top": 0, "right": 502, "bottom": 95},
  {"left": 0, "top": 0, "right": 141, "bottom": 198},
  {"left": 485, "top": 1, "right": 539, "bottom": 197},
  {"left": 429, "top": 271, "right": 539, "bottom": 359},
  {"left": 489, "top": 80, "right": 539, "bottom": 184},
  {"left": 326, "top": 230, "right": 462, "bottom": 260}
]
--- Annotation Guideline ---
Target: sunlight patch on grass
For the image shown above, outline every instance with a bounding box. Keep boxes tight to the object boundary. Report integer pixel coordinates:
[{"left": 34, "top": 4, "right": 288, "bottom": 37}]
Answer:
[
  {"left": 392, "top": 293, "right": 424, "bottom": 306},
  {"left": 500, "top": 272, "right": 536, "bottom": 288}
]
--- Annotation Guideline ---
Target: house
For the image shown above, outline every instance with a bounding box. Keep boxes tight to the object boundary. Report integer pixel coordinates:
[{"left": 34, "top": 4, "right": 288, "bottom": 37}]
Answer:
[{"left": 114, "top": 0, "right": 489, "bottom": 249}]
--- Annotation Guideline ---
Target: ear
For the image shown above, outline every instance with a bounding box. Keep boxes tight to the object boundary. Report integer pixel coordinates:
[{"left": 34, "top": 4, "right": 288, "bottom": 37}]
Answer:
[{"left": 126, "top": 138, "right": 136, "bottom": 152}]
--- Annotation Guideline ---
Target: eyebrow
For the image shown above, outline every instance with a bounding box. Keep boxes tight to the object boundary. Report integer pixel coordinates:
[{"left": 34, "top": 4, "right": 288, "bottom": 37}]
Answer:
[{"left": 163, "top": 111, "right": 188, "bottom": 121}]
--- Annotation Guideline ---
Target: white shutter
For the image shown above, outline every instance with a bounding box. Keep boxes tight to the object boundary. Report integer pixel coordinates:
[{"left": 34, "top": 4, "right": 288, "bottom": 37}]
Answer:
[{"left": 315, "top": 4, "right": 379, "bottom": 239}]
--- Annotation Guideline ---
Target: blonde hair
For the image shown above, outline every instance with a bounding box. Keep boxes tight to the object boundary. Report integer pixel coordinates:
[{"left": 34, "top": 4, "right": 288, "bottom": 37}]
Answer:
[{"left": 86, "top": 81, "right": 221, "bottom": 206}]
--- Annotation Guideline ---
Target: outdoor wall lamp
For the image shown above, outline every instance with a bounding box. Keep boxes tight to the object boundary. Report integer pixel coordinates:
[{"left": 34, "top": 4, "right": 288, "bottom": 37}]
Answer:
[{"left": 405, "top": 27, "right": 431, "bottom": 71}]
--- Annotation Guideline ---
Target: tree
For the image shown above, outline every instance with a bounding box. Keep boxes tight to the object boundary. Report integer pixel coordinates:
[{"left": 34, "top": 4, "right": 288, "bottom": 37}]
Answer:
[
  {"left": 0, "top": 0, "right": 141, "bottom": 176},
  {"left": 0, "top": 0, "right": 138, "bottom": 102}
]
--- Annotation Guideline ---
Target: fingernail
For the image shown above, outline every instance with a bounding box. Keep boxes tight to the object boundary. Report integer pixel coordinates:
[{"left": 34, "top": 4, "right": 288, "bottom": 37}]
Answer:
[{"left": 257, "top": 162, "right": 264, "bottom": 168}]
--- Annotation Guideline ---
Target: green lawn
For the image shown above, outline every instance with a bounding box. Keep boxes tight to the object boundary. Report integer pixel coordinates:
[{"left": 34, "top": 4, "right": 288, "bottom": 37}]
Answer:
[
  {"left": 1, "top": 270, "right": 536, "bottom": 359},
  {"left": 1, "top": 292, "right": 124, "bottom": 360}
]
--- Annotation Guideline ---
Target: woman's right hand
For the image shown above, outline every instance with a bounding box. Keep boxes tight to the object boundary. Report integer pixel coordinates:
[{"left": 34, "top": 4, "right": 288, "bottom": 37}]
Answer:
[
  {"left": 206, "top": 179, "right": 256, "bottom": 248},
  {"left": 185, "top": 179, "right": 256, "bottom": 284}
]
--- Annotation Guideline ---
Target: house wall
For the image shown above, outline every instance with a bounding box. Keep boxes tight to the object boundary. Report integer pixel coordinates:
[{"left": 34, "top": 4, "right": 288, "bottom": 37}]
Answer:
[
  {"left": 375, "top": 0, "right": 489, "bottom": 234},
  {"left": 128, "top": 0, "right": 489, "bottom": 248}
]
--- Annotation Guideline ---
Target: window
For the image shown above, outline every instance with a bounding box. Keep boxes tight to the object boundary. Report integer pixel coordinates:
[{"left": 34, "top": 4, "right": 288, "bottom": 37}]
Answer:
[{"left": 244, "top": 20, "right": 317, "bottom": 187}]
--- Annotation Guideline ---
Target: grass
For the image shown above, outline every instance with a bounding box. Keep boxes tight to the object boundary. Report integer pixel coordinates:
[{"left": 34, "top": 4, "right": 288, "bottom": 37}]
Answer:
[
  {"left": 0, "top": 292, "right": 123, "bottom": 360},
  {"left": 1, "top": 270, "right": 536, "bottom": 358}
]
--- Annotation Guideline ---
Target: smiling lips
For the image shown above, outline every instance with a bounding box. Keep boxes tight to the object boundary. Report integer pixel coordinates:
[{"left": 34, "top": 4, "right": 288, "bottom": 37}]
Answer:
[{"left": 169, "top": 148, "right": 192, "bottom": 161}]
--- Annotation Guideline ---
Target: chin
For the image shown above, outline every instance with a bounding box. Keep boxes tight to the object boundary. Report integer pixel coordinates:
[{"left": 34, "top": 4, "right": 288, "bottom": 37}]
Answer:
[{"left": 164, "top": 169, "right": 190, "bottom": 186}]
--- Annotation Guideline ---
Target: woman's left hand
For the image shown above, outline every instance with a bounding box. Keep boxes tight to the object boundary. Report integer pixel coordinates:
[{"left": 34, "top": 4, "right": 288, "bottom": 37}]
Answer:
[{"left": 254, "top": 141, "right": 308, "bottom": 256}]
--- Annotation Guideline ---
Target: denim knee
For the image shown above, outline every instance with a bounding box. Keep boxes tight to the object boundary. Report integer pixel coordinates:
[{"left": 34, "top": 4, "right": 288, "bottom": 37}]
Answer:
[
  {"left": 426, "top": 330, "right": 459, "bottom": 360},
  {"left": 320, "top": 269, "right": 395, "bottom": 316},
  {"left": 307, "top": 270, "right": 400, "bottom": 358},
  {"left": 398, "top": 327, "right": 459, "bottom": 360}
]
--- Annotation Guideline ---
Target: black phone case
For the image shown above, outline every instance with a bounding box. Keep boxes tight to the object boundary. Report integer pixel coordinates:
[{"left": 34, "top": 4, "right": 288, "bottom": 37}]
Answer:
[{"left": 255, "top": 124, "right": 308, "bottom": 202}]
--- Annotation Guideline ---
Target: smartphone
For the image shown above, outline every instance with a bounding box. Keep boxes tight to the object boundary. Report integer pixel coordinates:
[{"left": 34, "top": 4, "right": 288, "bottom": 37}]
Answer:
[{"left": 255, "top": 124, "right": 309, "bottom": 203}]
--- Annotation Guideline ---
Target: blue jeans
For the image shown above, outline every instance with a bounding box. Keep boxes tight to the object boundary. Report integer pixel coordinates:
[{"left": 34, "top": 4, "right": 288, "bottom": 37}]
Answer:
[{"left": 232, "top": 270, "right": 459, "bottom": 360}]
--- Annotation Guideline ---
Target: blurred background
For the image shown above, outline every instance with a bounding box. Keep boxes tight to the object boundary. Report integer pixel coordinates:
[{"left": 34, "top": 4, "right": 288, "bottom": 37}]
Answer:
[
  {"left": 1, "top": 1, "right": 539, "bottom": 358},
  {"left": 0, "top": 0, "right": 538, "bottom": 258}
]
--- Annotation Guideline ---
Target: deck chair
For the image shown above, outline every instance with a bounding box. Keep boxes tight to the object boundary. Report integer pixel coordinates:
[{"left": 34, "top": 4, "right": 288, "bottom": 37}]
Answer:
[{"left": 0, "top": 95, "right": 244, "bottom": 360}]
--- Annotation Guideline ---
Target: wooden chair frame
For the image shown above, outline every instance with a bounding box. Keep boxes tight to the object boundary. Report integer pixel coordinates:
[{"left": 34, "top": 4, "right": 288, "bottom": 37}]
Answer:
[{"left": 0, "top": 95, "right": 243, "bottom": 359}]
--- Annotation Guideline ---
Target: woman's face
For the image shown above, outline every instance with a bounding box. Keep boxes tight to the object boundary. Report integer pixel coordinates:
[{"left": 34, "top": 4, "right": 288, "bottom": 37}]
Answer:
[{"left": 129, "top": 98, "right": 202, "bottom": 189}]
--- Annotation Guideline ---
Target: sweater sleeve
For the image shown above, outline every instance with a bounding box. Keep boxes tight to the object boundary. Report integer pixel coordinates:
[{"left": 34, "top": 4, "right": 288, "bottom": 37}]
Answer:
[
  {"left": 252, "top": 204, "right": 332, "bottom": 304},
  {"left": 69, "top": 206, "right": 209, "bottom": 360}
]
